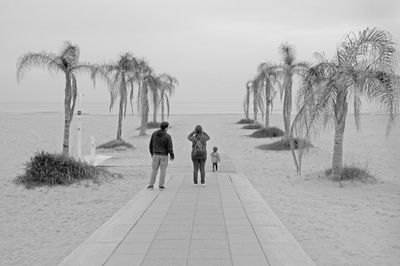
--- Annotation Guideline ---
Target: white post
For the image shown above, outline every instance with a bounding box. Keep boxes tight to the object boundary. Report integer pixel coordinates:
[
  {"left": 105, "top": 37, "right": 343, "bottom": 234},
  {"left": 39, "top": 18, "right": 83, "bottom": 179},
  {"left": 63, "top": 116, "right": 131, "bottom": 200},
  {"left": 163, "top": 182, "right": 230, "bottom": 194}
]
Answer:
[
  {"left": 77, "top": 92, "right": 83, "bottom": 159},
  {"left": 90, "top": 136, "right": 96, "bottom": 156}
]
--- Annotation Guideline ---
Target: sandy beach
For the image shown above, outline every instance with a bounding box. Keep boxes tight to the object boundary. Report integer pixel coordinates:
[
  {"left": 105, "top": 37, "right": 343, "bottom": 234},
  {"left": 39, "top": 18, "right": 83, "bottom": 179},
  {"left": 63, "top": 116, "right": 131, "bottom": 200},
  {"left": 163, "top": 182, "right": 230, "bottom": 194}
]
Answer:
[{"left": 1, "top": 112, "right": 399, "bottom": 266}]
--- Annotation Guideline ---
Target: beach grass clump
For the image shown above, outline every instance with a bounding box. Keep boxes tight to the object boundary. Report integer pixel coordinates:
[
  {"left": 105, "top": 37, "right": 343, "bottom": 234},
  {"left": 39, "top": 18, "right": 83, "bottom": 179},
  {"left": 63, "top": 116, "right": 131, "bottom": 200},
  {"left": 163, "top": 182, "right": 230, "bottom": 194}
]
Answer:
[
  {"left": 242, "top": 123, "right": 262, "bottom": 130},
  {"left": 147, "top": 122, "right": 161, "bottom": 129},
  {"left": 136, "top": 122, "right": 163, "bottom": 131},
  {"left": 15, "top": 151, "right": 112, "bottom": 188},
  {"left": 257, "top": 138, "right": 313, "bottom": 150},
  {"left": 236, "top": 118, "right": 254, "bottom": 124},
  {"left": 249, "top": 127, "right": 284, "bottom": 138},
  {"left": 325, "top": 165, "right": 377, "bottom": 183},
  {"left": 97, "top": 139, "right": 133, "bottom": 150}
]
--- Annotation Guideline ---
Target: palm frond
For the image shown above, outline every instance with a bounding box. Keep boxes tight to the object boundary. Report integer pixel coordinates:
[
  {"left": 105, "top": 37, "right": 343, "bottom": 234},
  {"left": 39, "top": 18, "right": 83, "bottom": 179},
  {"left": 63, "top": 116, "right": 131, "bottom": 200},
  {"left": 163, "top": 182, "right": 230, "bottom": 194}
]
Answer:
[
  {"left": 16, "top": 52, "right": 62, "bottom": 82},
  {"left": 279, "top": 43, "right": 295, "bottom": 66},
  {"left": 292, "top": 61, "right": 310, "bottom": 76},
  {"left": 59, "top": 41, "right": 80, "bottom": 67},
  {"left": 339, "top": 27, "right": 395, "bottom": 72}
]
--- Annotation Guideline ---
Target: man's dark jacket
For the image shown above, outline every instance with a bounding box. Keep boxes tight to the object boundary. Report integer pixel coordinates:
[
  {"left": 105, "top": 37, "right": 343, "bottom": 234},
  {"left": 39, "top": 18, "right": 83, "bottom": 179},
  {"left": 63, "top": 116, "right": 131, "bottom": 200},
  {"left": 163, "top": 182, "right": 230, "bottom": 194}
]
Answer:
[{"left": 149, "top": 129, "right": 174, "bottom": 159}]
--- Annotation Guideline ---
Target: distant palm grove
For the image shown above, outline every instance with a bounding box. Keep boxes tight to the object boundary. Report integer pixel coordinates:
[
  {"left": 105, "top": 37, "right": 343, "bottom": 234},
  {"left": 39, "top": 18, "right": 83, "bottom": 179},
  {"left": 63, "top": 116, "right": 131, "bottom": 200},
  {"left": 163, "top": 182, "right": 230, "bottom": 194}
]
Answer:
[
  {"left": 16, "top": 42, "right": 178, "bottom": 156},
  {"left": 15, "top": 27, "right": 399, "bottom": 182},
  {"left": 242, "top": 27, "right": 400, "bottom": 181}
]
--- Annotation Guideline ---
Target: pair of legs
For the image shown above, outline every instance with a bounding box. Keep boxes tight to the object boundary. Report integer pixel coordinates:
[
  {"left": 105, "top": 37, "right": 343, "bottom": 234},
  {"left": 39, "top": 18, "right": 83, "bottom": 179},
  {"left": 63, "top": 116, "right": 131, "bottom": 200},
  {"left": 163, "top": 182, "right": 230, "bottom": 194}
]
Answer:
[
  {"left": 192, "top": 157, "right": 206, "bottom": 184},
  {"left": 148, "top": 155, "right": 168, "bottom": 188},
  {"left": 212, "top": 163, "right": 218, "bottom": 171}
]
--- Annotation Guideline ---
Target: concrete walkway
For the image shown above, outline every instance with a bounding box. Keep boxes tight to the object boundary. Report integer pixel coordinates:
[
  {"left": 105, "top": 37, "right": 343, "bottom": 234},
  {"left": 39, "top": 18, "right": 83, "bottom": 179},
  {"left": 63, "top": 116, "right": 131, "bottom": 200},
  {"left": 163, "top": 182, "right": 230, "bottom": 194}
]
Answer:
[{"left": 59, "top": 171, "right": 315, "bottom": 266}]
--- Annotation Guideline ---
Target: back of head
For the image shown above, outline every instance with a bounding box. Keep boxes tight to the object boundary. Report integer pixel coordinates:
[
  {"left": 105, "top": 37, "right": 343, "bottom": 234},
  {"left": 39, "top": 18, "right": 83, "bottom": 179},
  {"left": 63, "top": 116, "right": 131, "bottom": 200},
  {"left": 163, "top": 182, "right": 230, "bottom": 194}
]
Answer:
[
  {"left": 160, "top": 121, "right": 169, "bottom": 131},
  {"left": 213, "top": 146, "right": 218, "bottom": 152},
  {"left": 195, "top": 125, "right": 203, "bottom": 134}
]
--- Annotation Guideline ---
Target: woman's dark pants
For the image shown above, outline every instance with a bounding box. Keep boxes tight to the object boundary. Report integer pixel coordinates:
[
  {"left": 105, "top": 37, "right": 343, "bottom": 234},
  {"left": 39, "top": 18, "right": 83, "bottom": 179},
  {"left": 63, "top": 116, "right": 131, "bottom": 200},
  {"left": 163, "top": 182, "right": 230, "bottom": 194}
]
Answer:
[{"left": 192, "top": 158, "right": 206, "bottom": 184}]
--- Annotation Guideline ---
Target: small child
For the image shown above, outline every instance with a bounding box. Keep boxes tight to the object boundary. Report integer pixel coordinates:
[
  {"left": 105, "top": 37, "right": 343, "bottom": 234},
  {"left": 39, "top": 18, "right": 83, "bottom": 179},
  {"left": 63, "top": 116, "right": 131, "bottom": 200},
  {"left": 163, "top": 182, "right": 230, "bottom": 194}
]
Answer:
[{"left": 210, "top": 146, "right": 221, "bottom": 172}]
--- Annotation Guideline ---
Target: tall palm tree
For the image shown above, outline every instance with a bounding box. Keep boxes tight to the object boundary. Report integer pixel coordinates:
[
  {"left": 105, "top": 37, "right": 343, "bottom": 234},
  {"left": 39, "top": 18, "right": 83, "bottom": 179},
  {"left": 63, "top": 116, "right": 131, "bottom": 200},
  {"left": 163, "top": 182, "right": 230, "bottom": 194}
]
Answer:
[
  {"left": 158, "top": 73, "right": 178, "bottom": 122},
  {"left": 16, "top": 41, "right": 97, "bottom": 156},
  {"left": 242, "top": 81, "right": 252, "bottom": 120},
  {"left": 292, "top": 28, "right": 400, "bottom": 180},
  {"left": 257, "top": 63, "right": 280, "bottom": 128},
  {"left": 135, "top": 59, "right": 155, "bottom": 136},
  {"left": 101, "top": 53, "right": 137, "bottom": 141},
  {"left": 277, "top": 43, "right": 309, "bottom": 140}
]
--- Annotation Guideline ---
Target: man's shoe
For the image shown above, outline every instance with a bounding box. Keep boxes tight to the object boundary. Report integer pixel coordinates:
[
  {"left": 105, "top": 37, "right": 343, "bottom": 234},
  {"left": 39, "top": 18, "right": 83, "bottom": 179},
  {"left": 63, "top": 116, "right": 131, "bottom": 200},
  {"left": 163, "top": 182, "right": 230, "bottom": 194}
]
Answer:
[
  {"left": 147, "top": 185, "right": 154, "bottom": 190},
  {"left": 201, "top": 183, "right": 206, "bottom": 186},
  {"left": 159, "top": 186, "right": 165, "bottom": 190}
]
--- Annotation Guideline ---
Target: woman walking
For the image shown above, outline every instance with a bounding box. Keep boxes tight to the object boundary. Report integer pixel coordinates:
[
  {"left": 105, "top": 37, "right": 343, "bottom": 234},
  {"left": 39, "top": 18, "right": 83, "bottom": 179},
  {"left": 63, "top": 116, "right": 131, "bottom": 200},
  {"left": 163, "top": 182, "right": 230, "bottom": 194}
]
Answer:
[{"left": 188, "top": 125, "right": 210, "bottom": 185}]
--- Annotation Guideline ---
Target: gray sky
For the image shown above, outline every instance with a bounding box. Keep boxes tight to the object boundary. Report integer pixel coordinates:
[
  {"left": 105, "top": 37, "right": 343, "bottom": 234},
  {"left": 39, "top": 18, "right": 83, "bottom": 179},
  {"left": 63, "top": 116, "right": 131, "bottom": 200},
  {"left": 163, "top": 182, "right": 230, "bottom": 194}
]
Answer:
[{"left": 0, "top": 0, "right": 399, "bottom": 105}]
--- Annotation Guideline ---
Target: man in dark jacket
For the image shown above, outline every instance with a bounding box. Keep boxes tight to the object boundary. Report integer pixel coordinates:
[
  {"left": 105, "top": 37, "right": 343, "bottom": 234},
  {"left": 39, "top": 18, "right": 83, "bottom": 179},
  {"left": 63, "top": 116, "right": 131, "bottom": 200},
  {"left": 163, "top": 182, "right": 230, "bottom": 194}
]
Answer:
[{"left": 147, "top": 121, "right": 174, "bottom": 190}]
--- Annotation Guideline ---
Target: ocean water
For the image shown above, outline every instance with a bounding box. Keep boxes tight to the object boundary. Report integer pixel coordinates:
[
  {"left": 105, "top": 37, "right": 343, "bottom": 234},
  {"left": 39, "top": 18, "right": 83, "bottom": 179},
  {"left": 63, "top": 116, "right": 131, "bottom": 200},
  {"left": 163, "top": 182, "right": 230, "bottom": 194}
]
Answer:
[
  {"left": 0, "top": 101, "right": 250, "bottom": 115},
  {"left": 0, "top": 101, "right": 384, "bottom": 115}
]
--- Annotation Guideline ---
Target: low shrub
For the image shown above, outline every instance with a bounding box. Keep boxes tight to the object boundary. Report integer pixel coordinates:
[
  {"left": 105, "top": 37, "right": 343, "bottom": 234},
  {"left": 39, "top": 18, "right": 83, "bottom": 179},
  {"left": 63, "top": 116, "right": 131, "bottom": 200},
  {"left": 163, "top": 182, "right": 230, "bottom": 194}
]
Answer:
[
  {"left": 249, "top": 127, "right": 284, "bottom": 138},
  {"left": 242, "top": 123, "right": 262, "bottom": 130},
  {"left": 136, "top": 122, "right": 165, "bottom": 130},
  {"left": 325, "top": 165, "right": 377, "bottom": 183},
  {"left": 15, "top": 151, "right": 112, "bottom": 188},
  {"left": 236, "top": 118, "right": 254, "bottom": 124},
  {"left": 147, "top": 122, "right": 161, "bottom": 129},
  {"left": 97, "top": 139, "right": 133, "bottom": 150},
  {"left": 257, "top": 138, "right": 313, "bottom": 150}
]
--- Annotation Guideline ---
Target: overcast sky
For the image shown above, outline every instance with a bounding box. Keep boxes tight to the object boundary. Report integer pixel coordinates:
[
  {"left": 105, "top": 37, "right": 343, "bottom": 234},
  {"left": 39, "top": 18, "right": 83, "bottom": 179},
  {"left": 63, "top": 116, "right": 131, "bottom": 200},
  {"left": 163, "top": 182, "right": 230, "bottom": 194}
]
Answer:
[{"left": 0, "top": 0, "right": 399, "bottom": 105}]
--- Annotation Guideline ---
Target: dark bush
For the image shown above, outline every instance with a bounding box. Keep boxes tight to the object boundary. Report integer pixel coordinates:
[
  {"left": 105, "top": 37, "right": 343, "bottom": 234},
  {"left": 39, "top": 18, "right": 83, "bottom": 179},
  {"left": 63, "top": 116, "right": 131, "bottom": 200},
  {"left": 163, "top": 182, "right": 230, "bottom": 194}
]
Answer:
[
  {"left": 325, "top": 165, "right": 377, "bottom": 183},
  {"left": 147, "top": 122, "right": 161, "bottom": 129},
  {"left": 97, "top": 139, "right": 133, "bottom": 150},
  {"left": 242, "top": 123, "right": 262, "bottom": 130},
  {"left": 136, "top": 122, "right": 164, "bottom": 130},
  {"left": 15, "top": 151, "right": 112, "bottom": 188},
  {"left": 249, "top": 127, "right": 284, "bottom": 138},
  {"left": 236, "top": 118, "right": 254, "bottom": 124},
  {"left": 257, "top": 138, "right": 313, "bottom": 150}
]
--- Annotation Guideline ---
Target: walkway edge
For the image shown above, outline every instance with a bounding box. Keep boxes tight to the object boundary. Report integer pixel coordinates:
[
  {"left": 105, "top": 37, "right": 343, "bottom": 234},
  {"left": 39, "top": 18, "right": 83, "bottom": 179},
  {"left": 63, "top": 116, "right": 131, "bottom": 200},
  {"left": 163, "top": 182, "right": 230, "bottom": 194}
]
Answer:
[
  {"left": 230, "top": 173, "right": 316, "bottom": 266},
  {"left": 57, "top": 176, "right": 171, "bottom": 266}
]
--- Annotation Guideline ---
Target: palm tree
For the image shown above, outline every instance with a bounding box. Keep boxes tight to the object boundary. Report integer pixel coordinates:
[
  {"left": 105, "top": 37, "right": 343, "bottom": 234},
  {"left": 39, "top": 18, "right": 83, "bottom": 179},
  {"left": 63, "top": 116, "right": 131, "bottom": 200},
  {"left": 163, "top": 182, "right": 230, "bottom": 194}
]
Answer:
[
  {"left": 257, "top": 63, "right": 280, "bottom": 128},
  {"left": 242, "top": 81, "right": 252, "bottom": 120},
  {"left": 158, "top": 73, "right": 178, "bottom": 122},
  {"left": 16, "top": 41, "right": 97, "bottom": 156},
  {"left": 135, "top": 59, "right": 155, "bottom": 136},
  {"left": 101, "top": 53, "right": 137, "bottom": 141},
  {"left": 277, "top": 43, "right": 309, "bottom": 140},
  {"left": 292, "top": 28, "right": 400, "bottom": 180}
]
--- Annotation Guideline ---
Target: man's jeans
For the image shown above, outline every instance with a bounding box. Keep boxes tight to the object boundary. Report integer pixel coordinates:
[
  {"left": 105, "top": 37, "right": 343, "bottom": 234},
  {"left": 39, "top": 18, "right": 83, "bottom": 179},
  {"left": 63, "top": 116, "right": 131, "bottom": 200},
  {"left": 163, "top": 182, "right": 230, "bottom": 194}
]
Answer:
[{"left": 149, "top": 155, "right": 168, "bottom": 187}]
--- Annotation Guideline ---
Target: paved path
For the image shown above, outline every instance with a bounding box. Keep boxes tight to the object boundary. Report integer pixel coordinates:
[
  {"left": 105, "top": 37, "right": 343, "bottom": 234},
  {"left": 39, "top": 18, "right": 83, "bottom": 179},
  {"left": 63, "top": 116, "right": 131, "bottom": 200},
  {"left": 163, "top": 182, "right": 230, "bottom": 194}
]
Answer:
[{"left": 59, "top": 170, "right": 315, "bottom": 265}]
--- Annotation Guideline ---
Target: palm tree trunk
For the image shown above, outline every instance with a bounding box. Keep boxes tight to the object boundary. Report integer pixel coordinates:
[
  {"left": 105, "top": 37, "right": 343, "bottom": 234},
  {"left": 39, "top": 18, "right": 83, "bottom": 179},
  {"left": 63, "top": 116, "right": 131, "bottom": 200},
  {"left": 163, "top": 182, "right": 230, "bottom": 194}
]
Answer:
[
  {"left": 283, "top": 77, "right": 293, "bottom": 140},
  {"left": 152, "top": 92, "right": 158, "bottom": 123},
  {"left": 62, "top": 72, "right": 72, "bottom": 156},
  {"left": 332, "top": 92, "right": 348, "bottom": 181},
  {"left": 116, "top": 76, "right": 125, "bottom": 140},
  {"left": 116, "top": 99, "right": 124, "bottom": 140},
  {"left": 139, "top": 82, "right": 148, "bottom": 135},
  {"left": 161, "top": 94, "right": 165, "bottom": 122},
  {"left": 265, "top": 81, "right": 271, "bottom": 128},
  {"left": 245, "top": 88, "right": 250, "bottom": 120},
  {"left": 253, "top": 88, "right": 258, "bottom": 122}
]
